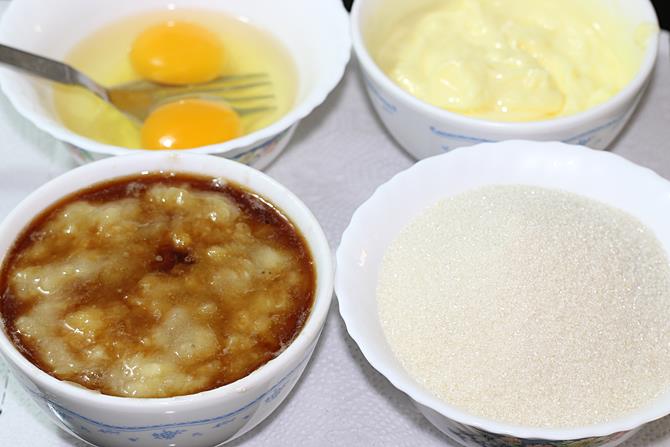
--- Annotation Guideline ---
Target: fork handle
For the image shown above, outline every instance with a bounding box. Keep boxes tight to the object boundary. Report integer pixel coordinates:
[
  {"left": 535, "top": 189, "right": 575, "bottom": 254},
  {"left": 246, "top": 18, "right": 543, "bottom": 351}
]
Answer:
[{"left": 0, "top": 43, "right": 109, "bottom": 100}]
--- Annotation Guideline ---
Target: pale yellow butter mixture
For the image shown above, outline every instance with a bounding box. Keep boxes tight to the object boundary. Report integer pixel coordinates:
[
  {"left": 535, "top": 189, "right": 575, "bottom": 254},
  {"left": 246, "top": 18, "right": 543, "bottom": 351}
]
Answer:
[{"left": 374, "top": 0, "right": 653, "bottom": 121}]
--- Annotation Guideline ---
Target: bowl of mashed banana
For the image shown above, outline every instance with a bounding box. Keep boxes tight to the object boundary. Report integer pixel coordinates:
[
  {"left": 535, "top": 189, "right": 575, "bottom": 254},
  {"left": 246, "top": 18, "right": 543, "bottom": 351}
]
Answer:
[
  {"left": 336, "top": 140, "right": 670, "bottom": 447},
  {"left": 351, "top": 0, "right": 659, "bottom": 158},
  {"left": 0, "top": 153, "right": 333, "bottom": 447},
  {"left": 0, "top": 0, "right": 350, "bottom": 168}
]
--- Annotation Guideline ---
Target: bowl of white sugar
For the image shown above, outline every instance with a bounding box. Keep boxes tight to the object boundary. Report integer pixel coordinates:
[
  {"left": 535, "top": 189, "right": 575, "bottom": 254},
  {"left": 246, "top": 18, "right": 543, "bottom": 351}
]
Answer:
[{"left": 335, "top": 140, "right": 670, "bottom": 447}]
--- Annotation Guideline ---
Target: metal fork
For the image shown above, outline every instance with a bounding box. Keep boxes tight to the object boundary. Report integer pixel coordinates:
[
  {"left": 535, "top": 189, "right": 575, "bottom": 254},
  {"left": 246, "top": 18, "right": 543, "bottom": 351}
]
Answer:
[{"left": 0, "top": 43, "right": 275, "bottom": 121}]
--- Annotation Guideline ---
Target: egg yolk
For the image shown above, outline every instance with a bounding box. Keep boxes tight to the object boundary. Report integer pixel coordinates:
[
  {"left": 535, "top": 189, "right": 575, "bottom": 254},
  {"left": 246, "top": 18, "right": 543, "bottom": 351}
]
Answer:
[
  {"left": 130, "top": 21, "right": 224, "bottom": 85},
  {"left": 141, "top": 99, "right": 242, "bottom": 150}
]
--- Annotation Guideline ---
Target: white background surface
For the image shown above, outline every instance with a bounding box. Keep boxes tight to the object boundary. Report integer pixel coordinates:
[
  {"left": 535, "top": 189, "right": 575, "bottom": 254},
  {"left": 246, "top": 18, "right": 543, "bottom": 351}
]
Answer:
[{"left": 0, "top": 1, "right": 669, "bottom": 444}]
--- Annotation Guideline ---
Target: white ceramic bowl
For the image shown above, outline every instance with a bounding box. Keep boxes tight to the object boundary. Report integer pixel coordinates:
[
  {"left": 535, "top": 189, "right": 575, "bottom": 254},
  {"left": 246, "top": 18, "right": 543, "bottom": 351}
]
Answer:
[
  {"left": 0, "top": 152, "right": 334, "bottom": 447},
  {"left": 336, "top": 141, "right": 670, "bottom": 447},
  {"left": 0, "top": 0, "right": 350, "bottom": 169},
  {"left": 351, "top": 0, "right": 659, "bottom": 159}
]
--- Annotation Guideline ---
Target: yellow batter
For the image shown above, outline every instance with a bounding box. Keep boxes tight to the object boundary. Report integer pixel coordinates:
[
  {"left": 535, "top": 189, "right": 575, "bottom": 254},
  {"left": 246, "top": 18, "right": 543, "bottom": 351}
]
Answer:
[{"left": 374, "top": 0, "right": 654, "bottom": 121}]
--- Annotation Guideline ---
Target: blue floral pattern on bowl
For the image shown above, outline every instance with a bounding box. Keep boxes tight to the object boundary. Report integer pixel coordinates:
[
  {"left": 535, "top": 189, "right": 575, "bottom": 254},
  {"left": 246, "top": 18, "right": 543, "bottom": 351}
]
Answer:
[
  {"left": 26, "top": 352, "right": 310, "bottom": 446},
  {"left": 66, "top": 126, "right": 293, "bottom": 169},
  {"left": 425, "top": 407, "right": 635, "bottom": 447}
]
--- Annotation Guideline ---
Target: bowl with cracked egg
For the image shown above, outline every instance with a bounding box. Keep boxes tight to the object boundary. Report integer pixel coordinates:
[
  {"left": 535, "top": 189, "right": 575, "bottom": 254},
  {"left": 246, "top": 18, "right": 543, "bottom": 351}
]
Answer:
[
  {"left": 0, "top": 152, "right": 333, "bottom": 447},
  {"left": 0, "top": 0, "right": 350, "bottom": 168},
  {"left": 351, "top": 0, "right": 659, "bottom": 158}
]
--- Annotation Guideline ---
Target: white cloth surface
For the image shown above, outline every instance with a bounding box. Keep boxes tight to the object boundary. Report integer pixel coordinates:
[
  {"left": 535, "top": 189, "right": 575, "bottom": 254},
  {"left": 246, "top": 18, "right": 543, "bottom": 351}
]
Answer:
[{"left": 0, "top": 1, "right": 669, "bottom": 444}]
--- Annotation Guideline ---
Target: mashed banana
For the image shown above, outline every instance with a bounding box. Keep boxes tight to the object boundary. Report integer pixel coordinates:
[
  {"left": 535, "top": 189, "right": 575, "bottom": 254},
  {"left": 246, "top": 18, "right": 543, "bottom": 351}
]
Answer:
[
  {"left": 374, "top": 0, "right": 652, "bottom": 121},
  {"left": 0, "top": 175, "right": 314, "bottom": 398}
]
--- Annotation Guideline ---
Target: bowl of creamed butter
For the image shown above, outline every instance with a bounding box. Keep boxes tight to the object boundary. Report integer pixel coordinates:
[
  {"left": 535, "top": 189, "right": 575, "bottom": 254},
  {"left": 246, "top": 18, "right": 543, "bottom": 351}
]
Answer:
[{"left": 351, "top": 0, "right": 659, "bottom": 158}]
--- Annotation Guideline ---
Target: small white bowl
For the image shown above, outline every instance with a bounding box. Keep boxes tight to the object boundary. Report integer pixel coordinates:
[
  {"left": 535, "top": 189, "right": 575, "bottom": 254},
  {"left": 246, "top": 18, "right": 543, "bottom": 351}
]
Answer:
[
  {"left": 351, "top": 0, "right": 659, "bottom": 159},
  {"left": 0, "top": 0, "right": 350, "bottom": 169},
  {"left": 336, "top": 140, "right": 670, "bottom": 447},
  {"left": 0, "top": 152, "right": 334, "bottom": 447}
]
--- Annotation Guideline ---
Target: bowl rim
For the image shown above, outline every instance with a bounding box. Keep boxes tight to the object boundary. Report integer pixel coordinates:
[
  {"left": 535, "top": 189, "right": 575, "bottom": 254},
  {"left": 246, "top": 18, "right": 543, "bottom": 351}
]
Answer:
[
  {"left": 335, "top": 140, "right": 670, "bottom": 441},
  {"left": 350, "top": 0, "right": 660, "bottom": 132},
  {"left": 0, "top": 0, "right": 351, "bottom": 156},
  {"left": 0, "top": 152, "right": 334, "bottom": 410}
]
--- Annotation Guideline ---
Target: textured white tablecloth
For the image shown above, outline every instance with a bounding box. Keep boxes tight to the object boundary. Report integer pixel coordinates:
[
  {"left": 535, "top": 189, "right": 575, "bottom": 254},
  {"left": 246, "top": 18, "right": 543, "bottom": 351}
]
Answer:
[{"left": 0, "top": 1, "right": 669, "bottom": 444}]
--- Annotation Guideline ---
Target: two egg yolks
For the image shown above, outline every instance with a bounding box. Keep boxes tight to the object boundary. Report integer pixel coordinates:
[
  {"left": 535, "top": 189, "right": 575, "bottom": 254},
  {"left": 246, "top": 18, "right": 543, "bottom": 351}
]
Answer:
[{"left": 130, "top": 21, "right": 241, "bottom": 149}]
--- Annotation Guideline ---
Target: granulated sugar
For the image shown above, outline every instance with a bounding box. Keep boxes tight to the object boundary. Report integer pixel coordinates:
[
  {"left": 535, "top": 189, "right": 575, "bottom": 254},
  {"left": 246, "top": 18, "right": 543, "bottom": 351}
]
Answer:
[{"left": 377, "top": 185, "right": 670, "bottom": 428}]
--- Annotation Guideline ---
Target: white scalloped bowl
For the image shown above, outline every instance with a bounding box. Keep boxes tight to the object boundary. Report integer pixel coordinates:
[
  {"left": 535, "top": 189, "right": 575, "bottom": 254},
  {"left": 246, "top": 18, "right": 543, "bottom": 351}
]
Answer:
[
  {"left": 336, "top": 140, "right": 670, "bottom": 447},
  {"left": 0, "top": 0, "right": 350, "bottom": 169},
  {"left": 0, "top": 153, "right": 334, "bottom": 447},
  {"left": 351, "top": 0, "right": 659, "bottom": 158}
]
